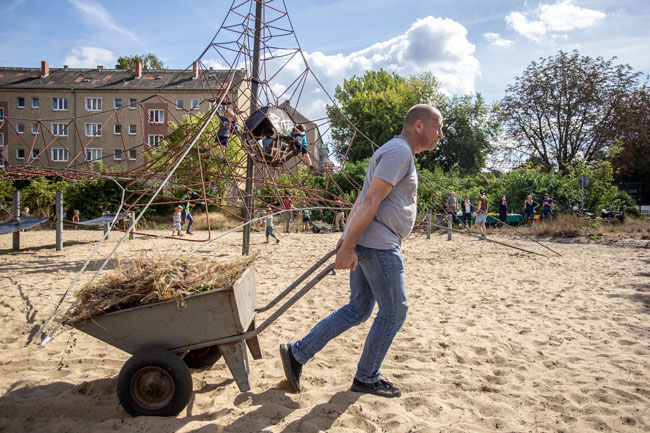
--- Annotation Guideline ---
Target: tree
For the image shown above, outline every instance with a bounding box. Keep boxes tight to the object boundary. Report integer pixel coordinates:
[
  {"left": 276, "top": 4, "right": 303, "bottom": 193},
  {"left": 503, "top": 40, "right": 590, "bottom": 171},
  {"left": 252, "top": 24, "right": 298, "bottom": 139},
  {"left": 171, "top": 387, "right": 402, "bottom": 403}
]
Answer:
[
  {"left": 611, "top": 88, "right": 650, "bottom": 203},
  {"left": 499, "top": 50, "right": 644, "bottom": 172},
  {"left": 326, "top": 70, "right": 446, "bottom": 162},
  {"left": 115, "top": 54, "right": 164, "bottom": 70},
  {"left": 326, "top": 70, "right": 496, "bottom": 175},
  {"left": 417, "top": 94, "right": 498, "bottom": 175}
]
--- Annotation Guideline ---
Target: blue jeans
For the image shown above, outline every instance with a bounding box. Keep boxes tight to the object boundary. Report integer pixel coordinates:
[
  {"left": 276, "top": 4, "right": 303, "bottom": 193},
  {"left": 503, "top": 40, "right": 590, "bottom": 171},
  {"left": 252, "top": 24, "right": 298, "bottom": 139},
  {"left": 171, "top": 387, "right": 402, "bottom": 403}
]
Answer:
[
  {"left": 291, "top": 245, "right": 408, "bottom": 383},
  {"left": 524, "top": 211, "right": 534, "bottom": 224},
  {"left": 181, "top": 211, "right": 194, "bottom": 232}
]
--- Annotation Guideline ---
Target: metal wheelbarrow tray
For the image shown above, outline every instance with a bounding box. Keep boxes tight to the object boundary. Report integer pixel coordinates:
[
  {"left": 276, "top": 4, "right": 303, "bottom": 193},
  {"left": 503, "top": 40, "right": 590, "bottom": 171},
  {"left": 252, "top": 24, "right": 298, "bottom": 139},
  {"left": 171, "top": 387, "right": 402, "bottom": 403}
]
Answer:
[{"left": 70, "top": 250, "right": 336, "bottom": 417}]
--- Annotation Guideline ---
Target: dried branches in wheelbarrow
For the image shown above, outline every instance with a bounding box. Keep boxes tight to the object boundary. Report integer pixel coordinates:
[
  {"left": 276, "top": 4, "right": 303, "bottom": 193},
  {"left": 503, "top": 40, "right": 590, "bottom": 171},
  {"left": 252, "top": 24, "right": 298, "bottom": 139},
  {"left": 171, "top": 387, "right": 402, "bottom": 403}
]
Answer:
[{"left": 65, "top": 253, "right": 257, "bottom": 324}]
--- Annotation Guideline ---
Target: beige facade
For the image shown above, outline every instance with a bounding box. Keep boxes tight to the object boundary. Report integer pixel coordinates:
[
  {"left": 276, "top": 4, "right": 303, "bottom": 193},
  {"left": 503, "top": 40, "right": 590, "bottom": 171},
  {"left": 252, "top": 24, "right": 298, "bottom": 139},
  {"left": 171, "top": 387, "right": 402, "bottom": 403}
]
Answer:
[{"left": 0, "top": 62, "right": 249, "bottom": 171}]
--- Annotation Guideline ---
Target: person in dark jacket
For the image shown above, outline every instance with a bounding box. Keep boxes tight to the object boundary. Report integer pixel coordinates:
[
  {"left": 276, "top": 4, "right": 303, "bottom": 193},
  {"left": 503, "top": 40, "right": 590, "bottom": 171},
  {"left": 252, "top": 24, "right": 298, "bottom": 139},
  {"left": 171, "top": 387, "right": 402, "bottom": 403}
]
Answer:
[{"left": 498, "top": 195, "right": 508, "bottom": 226}]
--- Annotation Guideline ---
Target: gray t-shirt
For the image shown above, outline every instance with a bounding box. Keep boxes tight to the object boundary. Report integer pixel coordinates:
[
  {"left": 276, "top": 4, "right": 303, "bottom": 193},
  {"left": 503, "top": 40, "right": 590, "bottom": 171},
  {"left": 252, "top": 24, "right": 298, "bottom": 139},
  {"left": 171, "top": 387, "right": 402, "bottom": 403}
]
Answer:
[
  {"left": 446, "top": 197, "right": 457, "bottom": 213},
  {"left": 355, "top": 136, "right": 418, "bottom": 250}
]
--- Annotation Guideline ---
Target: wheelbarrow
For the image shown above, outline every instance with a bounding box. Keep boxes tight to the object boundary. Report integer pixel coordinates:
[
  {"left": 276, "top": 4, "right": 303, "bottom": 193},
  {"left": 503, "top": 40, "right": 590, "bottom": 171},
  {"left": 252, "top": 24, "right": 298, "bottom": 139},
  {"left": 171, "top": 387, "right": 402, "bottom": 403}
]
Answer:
[{"left": 70, "top": 249, "right": 337, "bottom": 417}]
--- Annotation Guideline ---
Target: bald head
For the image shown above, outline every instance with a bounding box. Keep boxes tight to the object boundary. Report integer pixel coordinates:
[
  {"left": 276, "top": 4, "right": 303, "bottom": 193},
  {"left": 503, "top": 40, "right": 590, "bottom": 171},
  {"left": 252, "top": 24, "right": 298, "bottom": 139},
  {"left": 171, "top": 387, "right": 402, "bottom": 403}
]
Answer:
[
  {"left": 403, "top": 104, "right": 442, "bottom": 130},
  {"left": 401, "top": 104, "right": 443, "bottom": 154}
]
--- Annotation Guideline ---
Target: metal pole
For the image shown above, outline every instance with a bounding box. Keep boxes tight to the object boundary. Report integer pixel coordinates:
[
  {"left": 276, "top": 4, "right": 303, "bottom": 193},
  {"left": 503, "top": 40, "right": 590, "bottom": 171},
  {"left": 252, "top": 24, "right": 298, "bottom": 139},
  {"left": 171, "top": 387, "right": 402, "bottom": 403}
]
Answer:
[
  {"left": 426, "top": 213, "right": 431, "bottom": 240},
  {"left": 55, "top": 191, "right": 63, "bottom": 251},
  {"left": 447, "top": 213, "right": 452, "bottom": 241},
  {"left": 581, "top": 182, "right": 585, "bottom": 216},
  {"left": 12, "top": 190, "right": 20, "bottom": 251},
  {"left": 242, "top": 0, "right": 263, "bottom": 256}
]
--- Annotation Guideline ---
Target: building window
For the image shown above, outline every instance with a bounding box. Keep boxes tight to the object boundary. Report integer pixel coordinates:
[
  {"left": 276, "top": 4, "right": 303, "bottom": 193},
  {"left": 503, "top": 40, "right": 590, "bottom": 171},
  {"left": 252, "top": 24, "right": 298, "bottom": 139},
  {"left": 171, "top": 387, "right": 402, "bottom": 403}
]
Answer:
[
  {"left": 16, "top": 148, "right": 25, "bottom": 159},
  {"left": 0, "top": 107, "right": 3, "bottom": 121},
  {"left": 0, "top": 133, "right": 3, "bottom": 147},
  {"left": 148, "top": 109, "right": 164, "bottom": 124},
  {"left": 32, "top": 97, "right": 40, "bottom": 108},
  {"left": 129, "top": 98, "right": 137, "bottom": 109},
  {"left": 128, "top": 124, "right": 136, "bottom": 135},
  {"left": 17, "top": 97, "right": 25, "bottom": 108},
  {"left": 52, "top": 123, "right": 68, "bottom": 137},
  {"left": 85, "top": 123, "right": 102, "bottom": 137},
  {"left": 86, "top": 148, "right": 102, "bottom": 162},
  {"left": 128, "top": 149, "right": 137, "bottom": 160},
  {"left": 114, "top": 98, "right": 122, "bottom": 109},
  {"left": 17, "top": 124, "right": 25, "bottom": 134},
  {"left": 148, "top": 134, "right": 164, "bottom": 148},
  {"left": 32, "top": 123, "right": 40, "bottom": 134},
  {"left": 176, "top": 99, "right": 184, "bottom": 110},
  {"left": 114, "top": 149, "right": 122, "bottom": 160},
  {"left": 191, "top": 99, "right": 199, "bottom": 110},
  {"left": 85, "top": 97, "right": 102, "bottom": 112},
  {"left": 32, "top": 148, "right": 41, "bottom": 159},
  {"left": 52, "top": 148, "right": 68, "bottom": 162},
  {"left": 0, "top": 157, "right": 4, "bottom": 168},
  {"left": 53, "top": 97, "right": 68, "bottom": 111},
  {"left": 114, "top": 124, "right": 122, "bottom": 135}
]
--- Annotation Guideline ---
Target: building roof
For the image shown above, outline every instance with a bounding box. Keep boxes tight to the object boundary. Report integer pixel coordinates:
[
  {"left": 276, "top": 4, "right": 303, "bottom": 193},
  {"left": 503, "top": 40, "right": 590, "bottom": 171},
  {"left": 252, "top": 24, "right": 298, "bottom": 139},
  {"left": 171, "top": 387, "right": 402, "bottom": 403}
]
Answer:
[{"left": 0, "top": 66, "right": 247, "bottom": 92}]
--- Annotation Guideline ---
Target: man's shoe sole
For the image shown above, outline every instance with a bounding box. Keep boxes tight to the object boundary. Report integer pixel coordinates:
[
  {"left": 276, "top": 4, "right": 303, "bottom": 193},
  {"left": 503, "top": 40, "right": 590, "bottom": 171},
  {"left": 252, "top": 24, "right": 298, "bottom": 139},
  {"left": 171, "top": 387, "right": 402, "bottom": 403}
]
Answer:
[{"left": 279, "top": 344, "right": 301, "bottom": 393}]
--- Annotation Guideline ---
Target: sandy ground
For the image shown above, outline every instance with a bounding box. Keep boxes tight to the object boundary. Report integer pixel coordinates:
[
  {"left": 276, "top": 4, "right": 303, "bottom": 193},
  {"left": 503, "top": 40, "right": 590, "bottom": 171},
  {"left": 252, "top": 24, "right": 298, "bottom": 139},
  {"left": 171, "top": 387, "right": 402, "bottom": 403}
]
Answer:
[{"left": 0, "top": 226, "right": 648, "bottom": 433}]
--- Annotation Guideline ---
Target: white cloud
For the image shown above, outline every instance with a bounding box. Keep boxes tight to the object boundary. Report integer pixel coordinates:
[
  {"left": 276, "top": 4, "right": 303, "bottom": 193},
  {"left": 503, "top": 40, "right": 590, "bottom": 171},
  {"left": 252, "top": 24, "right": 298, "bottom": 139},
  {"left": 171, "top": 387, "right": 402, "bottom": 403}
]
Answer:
[
  {"left": 538, "top": 0, "right": 606, "bottom": 31},
  {"left": 484, "top": 32, "right": 514, "bottom": 48},
  {"left": 68, "top": 0, "right": 139, "bottom": 42},
  {"left": 506, "top": 0, "right": 605, "bottom": 42},
  {"left": 64, "top": 47, "right": 114, "bottom": 68}
]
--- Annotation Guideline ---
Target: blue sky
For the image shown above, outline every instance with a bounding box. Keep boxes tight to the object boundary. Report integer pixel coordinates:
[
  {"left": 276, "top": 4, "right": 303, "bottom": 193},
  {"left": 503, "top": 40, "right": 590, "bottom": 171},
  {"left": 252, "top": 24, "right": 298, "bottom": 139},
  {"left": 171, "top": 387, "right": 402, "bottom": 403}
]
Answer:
[{"left": 2, "top": 0, "right": 649, "bottom": 120}]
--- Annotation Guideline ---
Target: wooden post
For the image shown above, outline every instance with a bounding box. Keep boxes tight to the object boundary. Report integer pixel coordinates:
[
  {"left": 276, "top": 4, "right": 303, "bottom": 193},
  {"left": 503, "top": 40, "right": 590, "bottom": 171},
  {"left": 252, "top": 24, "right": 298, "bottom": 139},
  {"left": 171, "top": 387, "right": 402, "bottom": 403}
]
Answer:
[
  {"left": 55, "top": 191, "right": 63, "bottom": 251},
  {"left": 447, "top": 213, "right": 453, "bottom": 241},
  {"left": 102, "top": 212, "right": 110, "bottom": 237},
  {"left": 128, "top": 212, "right": 135, "bottom": 240},
  {"left": 426, "top": 213, "right": 431, "bottom": 240},
  {"left": 12, "top": 190, "right": 20, "bottom": 251}
]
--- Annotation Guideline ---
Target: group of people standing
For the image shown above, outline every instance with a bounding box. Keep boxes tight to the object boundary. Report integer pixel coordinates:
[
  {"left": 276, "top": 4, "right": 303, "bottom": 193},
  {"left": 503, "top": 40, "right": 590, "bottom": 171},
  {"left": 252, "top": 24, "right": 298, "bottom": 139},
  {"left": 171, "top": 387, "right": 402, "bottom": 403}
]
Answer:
[{"left": 445, "top": 190, "right": 555, "bottom": 238}]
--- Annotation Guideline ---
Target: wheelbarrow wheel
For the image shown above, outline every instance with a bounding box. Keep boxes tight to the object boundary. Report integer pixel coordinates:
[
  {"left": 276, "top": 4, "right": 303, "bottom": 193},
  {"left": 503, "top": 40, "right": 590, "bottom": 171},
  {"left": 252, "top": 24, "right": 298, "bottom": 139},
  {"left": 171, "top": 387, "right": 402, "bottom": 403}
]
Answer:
[
  {"left": 183, "top": 345, "right": 222, "bottom": 369},
  {"left": 117, "top": 349, "right": 193, "bottom": 417}
]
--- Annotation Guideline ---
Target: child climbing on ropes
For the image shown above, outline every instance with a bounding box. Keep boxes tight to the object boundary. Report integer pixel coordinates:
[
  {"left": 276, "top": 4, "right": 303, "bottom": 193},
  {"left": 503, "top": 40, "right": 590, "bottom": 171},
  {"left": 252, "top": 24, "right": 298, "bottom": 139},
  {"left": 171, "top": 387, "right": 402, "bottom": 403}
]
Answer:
[
  {"left": 292, "top": 124, "right": 313, "bottom": 169},
  {"left": 72, "top": 210, "right": 80, "bottom": 230},
  {"left": 264, "top": 207, "right": 280, "bottom": 244},
  {"left": 214, "top": 109, "right": 239, "bottom": 163},
  {"left": 172, "top": 205, "right": 184, "bottom": 237}
]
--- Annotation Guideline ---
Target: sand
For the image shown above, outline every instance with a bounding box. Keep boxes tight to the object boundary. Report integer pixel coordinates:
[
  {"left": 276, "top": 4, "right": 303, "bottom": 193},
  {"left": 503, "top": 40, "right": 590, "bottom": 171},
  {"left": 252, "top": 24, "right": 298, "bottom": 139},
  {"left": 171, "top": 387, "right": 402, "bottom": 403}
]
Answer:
[{"left": 0, "top": 227, "right": 648, "bottom": 433}]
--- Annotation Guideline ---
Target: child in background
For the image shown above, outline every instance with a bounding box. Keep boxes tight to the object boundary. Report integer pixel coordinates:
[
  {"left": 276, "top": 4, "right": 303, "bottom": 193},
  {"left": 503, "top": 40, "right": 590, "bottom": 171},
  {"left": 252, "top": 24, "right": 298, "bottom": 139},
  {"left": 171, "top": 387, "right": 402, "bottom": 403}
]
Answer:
[
  {"left": 215, "top": 109, "right": 239, "bottom": 163},
  {"left": 264, "top": 207, "right": 280, "bottom": 244},
  {"left": 72, "top": 210, "right": 80, "bottom": 230},
  {"left": 292, "top": 124, "right": 313, "bottom": 168},
  {"left": 172, "top": 205, "right": 184, "bottom": 237},
  {"left": 301, "top": 208, "right": 311, "bottom": 232}
]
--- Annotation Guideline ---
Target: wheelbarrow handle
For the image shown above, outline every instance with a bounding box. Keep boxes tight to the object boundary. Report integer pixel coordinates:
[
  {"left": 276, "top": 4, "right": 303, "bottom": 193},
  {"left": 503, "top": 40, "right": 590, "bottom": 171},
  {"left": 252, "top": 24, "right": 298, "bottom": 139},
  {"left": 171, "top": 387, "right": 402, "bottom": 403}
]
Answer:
[
  {"left": 255, "top": 248, "right": 337, "bottom": 313},
  {"left": 171, "top": 253, "right": 338, "bottom": 352}
]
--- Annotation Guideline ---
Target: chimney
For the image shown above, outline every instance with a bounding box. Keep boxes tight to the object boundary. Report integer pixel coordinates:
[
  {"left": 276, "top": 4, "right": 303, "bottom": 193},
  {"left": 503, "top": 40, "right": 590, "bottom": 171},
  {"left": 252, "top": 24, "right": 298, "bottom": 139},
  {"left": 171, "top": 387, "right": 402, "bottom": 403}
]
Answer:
[
  {"left": 135, "top": 60, "right": 142, "bottom": 79},
  {"left": 192, "top": 61, "right": 199, "bottom": 80},
  {"left": 40, "top": 61, "right": 49, "bottom": 78}
]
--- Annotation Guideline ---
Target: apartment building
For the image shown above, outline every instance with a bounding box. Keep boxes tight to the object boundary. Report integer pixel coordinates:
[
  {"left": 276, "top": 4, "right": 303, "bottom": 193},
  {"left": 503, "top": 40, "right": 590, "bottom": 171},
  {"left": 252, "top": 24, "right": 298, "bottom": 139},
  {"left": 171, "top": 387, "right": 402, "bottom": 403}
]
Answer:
[{"left": 0, "top": 61, "right": 249, "bottom": 171}]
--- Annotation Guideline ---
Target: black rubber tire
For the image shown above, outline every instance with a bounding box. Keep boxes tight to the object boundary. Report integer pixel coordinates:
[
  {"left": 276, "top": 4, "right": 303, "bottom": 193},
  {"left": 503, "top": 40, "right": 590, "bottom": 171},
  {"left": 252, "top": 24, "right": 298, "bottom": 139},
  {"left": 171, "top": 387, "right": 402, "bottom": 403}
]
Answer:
[
  {"left": 183, "top": 345, "right": 222, "bottom": 369},
  {"left": 117, "top": 349, "right": 193, "bottom": 417}
]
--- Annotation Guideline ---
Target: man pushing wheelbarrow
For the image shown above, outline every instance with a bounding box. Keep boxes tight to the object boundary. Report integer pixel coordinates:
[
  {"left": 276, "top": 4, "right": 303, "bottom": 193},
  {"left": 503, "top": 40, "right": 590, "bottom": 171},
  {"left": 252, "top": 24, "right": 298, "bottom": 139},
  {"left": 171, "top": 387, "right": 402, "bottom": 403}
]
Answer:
[{"left": 280, "top": 104, "right": 444, "bottom": 398}]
